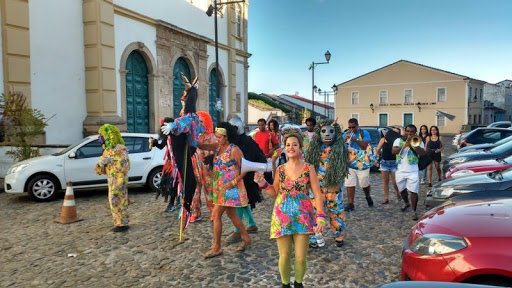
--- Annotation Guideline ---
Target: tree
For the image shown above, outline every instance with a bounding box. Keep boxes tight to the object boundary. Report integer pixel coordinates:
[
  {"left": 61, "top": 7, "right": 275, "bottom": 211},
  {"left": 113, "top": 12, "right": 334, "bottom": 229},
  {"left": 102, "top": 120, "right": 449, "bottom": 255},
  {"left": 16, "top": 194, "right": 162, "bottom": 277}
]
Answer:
[{"left": 0, "top": 91, "right": 47, "bottom": 161}]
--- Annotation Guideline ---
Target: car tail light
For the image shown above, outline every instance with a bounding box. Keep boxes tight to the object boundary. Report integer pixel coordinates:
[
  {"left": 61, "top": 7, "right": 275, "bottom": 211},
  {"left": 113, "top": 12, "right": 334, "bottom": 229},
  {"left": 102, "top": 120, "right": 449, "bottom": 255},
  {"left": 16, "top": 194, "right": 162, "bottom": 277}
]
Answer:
[{"left": 459, "top": 139, "right": 467, "bottom": 147}]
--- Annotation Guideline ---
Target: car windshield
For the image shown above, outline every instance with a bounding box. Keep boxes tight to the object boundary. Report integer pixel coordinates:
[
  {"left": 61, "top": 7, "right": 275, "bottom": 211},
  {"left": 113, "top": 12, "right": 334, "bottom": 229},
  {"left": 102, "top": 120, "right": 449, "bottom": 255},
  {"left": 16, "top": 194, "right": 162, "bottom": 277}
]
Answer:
[
  {"left": 52, "top": 138, "right": 92, "bottom": 156},
  {"left": 489, "top": 138, "right": 512, "bottom": 154},
  {"left": 494, "top": 134, "right": 512, "bottom": 146}
]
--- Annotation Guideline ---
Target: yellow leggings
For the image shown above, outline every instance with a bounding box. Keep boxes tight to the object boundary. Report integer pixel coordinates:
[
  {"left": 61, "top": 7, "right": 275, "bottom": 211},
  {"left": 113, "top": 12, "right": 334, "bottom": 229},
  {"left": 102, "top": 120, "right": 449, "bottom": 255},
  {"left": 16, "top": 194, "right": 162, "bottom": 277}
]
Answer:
[{"left": 276, "top": 234, "right": 309, "bottom": 285}]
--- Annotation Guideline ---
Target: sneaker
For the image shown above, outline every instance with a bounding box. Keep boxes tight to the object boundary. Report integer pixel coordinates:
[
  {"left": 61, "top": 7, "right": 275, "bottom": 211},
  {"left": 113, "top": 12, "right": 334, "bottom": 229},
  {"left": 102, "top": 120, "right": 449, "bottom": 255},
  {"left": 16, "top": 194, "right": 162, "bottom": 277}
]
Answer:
[
  {"left": 400, "top": 203, "right": 410, "bottom": 212},
  {"left": 246, "top": 226, "right": 258, "bottom": 234},
  {"left": 309, "top": 242, "right": 318, "bottom": 248},
  {"left": 225, "top": 232, "right": 242, "bottom": 245},
  {"left": 420, "top": 179, "right": 425, "bottom": 184},
  {"left": 365, "top": 196, "right": 374, "bottom": 207},
  {"left": 112, "top": 226, "right": 129, "bottom": 232},
  {"left": 165, "top": 205, "right": 176, "bottom": 213},
  {"left": 344, "top": 203, "right": 355, "bottom": 212},
  {"left": 412, "top": 212, "right": 419, "bottom": 221}
]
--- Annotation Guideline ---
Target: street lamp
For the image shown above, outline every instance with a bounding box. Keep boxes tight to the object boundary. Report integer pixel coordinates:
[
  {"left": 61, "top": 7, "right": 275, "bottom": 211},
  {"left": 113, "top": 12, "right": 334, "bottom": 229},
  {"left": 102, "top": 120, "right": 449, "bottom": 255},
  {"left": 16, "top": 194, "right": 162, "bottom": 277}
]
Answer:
[
  {"left": 206, "top": 0, "right": 245, "bottom": 123},
  {"left": 332, "top": 84, "right": 337, "bottom": 119},
  {"left": 316, "top": 87, "right": 336, "bottom": 119},
  {"left": 309, "top": 50, "right": 331, "bottom": 118}
]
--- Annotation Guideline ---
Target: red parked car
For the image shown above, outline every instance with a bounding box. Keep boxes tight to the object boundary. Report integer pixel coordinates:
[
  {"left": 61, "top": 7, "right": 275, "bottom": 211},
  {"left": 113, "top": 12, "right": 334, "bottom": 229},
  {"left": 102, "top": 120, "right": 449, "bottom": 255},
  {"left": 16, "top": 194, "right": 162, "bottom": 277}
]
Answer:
[
  {"left": 401, "top": 198, "right": 512, "bottom": 286},
  {"left": 445, "top": 155, "right": 512, "bottom": 179}
]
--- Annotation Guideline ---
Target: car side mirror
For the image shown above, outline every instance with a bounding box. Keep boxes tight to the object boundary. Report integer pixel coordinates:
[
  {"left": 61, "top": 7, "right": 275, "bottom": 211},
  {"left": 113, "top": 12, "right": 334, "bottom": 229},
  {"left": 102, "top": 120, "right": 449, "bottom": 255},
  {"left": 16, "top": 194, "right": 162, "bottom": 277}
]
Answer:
[{"left": 68, "top": 152, "right": 76, "bottom": 159}]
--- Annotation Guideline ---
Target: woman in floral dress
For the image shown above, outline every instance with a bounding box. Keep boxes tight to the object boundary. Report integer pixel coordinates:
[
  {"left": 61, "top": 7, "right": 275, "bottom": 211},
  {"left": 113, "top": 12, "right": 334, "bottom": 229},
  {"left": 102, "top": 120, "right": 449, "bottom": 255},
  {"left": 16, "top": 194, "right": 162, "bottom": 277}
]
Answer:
[
  {"left": 255, "top": 132, "right": 326, "bottom": 288},
  {"left": 203, "top": 122, "right": 251, "bottom": 259},
  {"left": 95, "top": 124, "right": 130, "bottom": 232}
]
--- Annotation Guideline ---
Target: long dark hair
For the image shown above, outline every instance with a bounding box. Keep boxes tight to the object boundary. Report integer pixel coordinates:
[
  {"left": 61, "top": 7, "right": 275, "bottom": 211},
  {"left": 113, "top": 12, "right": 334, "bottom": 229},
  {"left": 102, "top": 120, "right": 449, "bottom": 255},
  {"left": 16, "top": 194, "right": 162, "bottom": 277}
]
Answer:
[
  {"left": 419, "top": 125, "right": 429, "bottom": 136},
  {"left": 268, "top": 119, "right": 279, "bottom": 133},
  {"left": 430, "top": 125, "right": 440, "bottom": 136}
]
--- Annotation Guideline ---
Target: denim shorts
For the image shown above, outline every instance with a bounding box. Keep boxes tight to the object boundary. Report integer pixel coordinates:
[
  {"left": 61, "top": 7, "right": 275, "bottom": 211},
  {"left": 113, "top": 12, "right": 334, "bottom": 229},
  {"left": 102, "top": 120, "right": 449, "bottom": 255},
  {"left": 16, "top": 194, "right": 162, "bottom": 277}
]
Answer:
[{"left": 380, "top": 160, "right": 397, "bottom": 172}]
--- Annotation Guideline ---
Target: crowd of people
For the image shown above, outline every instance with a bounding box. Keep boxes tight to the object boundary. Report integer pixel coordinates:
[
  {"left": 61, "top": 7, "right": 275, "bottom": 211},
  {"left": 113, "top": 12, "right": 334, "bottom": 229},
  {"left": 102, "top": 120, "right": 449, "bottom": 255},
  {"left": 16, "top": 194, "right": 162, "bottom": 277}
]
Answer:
[{"left": 93, "top": 74, "right": 446, "bottom": 288}]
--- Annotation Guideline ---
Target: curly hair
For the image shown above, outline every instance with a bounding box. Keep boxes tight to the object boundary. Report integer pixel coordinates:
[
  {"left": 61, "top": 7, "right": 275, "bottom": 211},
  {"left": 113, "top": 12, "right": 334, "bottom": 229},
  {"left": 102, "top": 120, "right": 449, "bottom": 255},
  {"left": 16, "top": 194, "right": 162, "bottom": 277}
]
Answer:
[
  {"left": 98, "top": 124, "right": 124, "bottom": 149},
  {"left": 305, "top": 119, "right": 348, "bottom": 187},
  {"left": 216, "top": 122, "right": 237, "bottom": 143}
]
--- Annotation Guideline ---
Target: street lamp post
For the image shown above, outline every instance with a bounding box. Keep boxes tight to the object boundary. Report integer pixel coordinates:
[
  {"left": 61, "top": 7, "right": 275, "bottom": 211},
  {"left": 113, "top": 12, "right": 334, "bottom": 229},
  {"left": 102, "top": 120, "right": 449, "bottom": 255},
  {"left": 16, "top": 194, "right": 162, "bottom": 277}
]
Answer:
[
  {"left": 206, "top": 0, "right": 245, "bottom": 123},
  {"left": 309, "top": 50, "right": 331, "bottom": 118},
  {"left": 316, "top": 87, "right": 336, "bottom": 119}
]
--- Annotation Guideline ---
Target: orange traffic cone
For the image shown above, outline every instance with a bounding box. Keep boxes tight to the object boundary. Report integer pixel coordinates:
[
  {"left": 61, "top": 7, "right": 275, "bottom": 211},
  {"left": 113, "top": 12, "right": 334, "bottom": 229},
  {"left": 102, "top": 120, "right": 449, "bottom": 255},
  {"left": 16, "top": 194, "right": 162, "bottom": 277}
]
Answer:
[{"left": 55, "top": 182, "right": 82, "bottom": 224}]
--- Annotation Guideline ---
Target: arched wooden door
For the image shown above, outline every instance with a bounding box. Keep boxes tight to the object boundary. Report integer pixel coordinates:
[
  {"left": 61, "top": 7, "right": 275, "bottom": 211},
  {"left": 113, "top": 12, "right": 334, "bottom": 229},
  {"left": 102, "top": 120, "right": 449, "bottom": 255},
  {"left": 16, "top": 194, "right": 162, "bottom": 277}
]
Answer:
[
  {"left": 209, "top": 69, "right": 219, "bottom": 126},
  {"left": 125, "top": 51, "right": 149, "bottom": 133},
  {"left": 172, "top": 58, "right": 191, "bottom": 118}
]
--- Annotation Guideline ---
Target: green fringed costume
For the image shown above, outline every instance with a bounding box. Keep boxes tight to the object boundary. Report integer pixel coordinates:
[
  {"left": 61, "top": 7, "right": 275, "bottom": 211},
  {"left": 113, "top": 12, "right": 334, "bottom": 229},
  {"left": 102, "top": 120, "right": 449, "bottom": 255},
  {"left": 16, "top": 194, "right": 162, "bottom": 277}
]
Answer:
[{"left": 305, "top": 119, "right": 348, "bottom": 243}]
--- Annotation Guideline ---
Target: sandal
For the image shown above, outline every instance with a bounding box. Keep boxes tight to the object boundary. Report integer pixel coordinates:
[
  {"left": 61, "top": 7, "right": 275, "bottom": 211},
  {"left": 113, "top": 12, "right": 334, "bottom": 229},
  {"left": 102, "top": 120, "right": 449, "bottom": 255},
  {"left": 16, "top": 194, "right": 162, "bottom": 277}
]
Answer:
[
  {"left": 204, "top": 249, "right": 222, "bottom": 259},
  {"left": 381, "top": 200, "right": 389, "bottom": 205},
  {"left": 236, "top": 240, "right": 251, "bottom": 252}
]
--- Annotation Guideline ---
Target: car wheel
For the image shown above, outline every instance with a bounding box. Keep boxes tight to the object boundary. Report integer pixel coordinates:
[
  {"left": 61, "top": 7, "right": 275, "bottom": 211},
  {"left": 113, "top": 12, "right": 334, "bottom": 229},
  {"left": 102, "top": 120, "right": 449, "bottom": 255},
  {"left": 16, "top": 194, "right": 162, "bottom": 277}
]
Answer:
[
  {"left": 27, "top": 174, "right": 60, "bottom": 202},
  {"left": 147, "top": 167, "right": 162, "bottom": 192}
]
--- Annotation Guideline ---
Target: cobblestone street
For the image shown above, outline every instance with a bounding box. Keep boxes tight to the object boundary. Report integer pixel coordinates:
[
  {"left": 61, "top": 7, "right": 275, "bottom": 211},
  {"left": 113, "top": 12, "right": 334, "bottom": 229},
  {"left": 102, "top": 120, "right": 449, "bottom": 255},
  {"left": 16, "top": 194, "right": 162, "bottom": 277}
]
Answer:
[{"left": 0, "top": 140, "right": 456, "bottom": 287}]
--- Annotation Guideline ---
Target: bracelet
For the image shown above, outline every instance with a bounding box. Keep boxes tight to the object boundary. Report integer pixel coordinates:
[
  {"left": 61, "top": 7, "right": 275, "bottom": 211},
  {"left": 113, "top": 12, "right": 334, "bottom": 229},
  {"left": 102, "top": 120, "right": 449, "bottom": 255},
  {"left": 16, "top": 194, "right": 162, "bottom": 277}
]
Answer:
[
  {"left": 259, "top": 181, "right": 270, "bottom": 190},
  {"left": 231, "top": 179, "right": 237, "bottom": 187},
  {"left": 316, "top": 213, "right": 327, "bottom": 226}
]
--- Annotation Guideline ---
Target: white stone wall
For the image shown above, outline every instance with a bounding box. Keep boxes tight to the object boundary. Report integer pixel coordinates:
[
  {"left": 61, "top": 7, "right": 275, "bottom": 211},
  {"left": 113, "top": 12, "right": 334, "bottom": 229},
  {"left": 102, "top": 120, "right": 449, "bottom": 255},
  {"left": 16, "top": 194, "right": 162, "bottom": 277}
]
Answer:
[
  {"left": 114, "top": 14, "right": 157, "bottom": 116},
  {"left": 29, "top": 0, "right": 87, "bottom": 145},
  {"left": 113, "top": 0, "right": 219, "bottom": 42}
]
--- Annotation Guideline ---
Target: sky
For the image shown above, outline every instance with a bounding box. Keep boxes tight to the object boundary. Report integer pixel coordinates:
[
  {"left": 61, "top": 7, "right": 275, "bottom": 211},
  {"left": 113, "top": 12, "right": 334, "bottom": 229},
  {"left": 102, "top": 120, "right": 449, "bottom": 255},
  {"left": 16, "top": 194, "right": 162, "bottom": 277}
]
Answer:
[{"left": 247, "top": 0, "right": 512, "bottom": 102}]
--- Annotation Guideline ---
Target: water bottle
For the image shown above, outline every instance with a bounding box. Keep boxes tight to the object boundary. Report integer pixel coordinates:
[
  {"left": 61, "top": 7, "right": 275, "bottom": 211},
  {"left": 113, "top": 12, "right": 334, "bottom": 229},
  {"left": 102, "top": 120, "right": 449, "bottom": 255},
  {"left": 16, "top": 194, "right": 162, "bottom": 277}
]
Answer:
[{"left": 315, "top": 231, "right": 325, "bottom": 247}]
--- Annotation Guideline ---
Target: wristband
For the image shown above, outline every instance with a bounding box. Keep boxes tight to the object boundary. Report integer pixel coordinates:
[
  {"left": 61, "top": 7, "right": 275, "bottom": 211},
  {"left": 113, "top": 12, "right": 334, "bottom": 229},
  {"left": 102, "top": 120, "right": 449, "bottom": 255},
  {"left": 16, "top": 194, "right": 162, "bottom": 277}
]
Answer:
[{"left": 316, "top": 214, "right": 327, "bottom": 226}]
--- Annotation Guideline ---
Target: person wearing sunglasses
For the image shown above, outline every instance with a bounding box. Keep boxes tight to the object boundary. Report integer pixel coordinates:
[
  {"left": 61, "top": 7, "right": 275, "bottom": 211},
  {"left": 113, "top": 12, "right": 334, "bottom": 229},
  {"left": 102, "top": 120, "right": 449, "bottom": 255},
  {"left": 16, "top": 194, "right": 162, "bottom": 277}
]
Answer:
[{"left": 342, "top": 118, "right": 374, "bottom": 211}]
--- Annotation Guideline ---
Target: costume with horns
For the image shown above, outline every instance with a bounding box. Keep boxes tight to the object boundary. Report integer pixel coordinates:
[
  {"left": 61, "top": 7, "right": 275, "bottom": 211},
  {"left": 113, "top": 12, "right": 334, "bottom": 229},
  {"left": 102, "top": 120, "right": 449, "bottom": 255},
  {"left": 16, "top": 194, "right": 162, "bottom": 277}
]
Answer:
[
  {"left": 305, "top": 119, "right": 348, "bottom": 246},
  {"left": 161, "top": 74, "right": 205, "bottom": 224},
  {"left": 95, "top": 124, "right": 130, "bottom": 230}
]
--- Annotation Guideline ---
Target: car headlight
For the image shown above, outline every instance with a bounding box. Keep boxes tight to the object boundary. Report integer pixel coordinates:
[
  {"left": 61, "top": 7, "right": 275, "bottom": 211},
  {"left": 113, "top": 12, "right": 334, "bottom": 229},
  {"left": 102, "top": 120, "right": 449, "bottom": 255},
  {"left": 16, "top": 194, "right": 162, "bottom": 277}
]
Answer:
[
  {"left": 432, "top": 187, "right": 455, "bottom": 199},
  {"left": 450, "top": 170, "right": 475, "bottom": 178},
  {"left": 410, "top": 234, "right": 467, "bottom": 255},
  {"left": 7, "top": 163, "right": 30, "bottom": 174},
  {"left": 449, "top": 158, "right": 466, "bottom": 165}
]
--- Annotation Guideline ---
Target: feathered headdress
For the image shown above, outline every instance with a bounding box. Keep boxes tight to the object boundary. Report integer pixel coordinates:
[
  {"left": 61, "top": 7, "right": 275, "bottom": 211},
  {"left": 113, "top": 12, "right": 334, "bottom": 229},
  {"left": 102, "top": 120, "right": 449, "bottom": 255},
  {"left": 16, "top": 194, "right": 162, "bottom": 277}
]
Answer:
[
  {"left": 196, "top": 111, "right": 213, "bottom": 134},
  {"left": 305, "top": 119, "right": 348, "bottom": 187},
  {"left": 98, "top": 124, "right": 124, "bottom": 149}
]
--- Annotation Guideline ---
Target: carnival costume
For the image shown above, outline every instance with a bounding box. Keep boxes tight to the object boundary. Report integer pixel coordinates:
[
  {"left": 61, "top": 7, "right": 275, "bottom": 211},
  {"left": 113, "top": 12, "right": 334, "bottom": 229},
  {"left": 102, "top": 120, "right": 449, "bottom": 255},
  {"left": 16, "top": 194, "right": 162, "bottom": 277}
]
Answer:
[
  {"left": 150, "top": 117, "right": 182, "bottom": 212},
  {"left": 190, "top": 111, "right": 216, "bottom": 221},
  {"left": 305, "top": 119, "right": 348, "bottom": 247},
  {"left": 161, "top": 74, "right": 205, "bottom": 225},
  {"left": 95, "top": 124, "right": 130, "bottom": 231}
]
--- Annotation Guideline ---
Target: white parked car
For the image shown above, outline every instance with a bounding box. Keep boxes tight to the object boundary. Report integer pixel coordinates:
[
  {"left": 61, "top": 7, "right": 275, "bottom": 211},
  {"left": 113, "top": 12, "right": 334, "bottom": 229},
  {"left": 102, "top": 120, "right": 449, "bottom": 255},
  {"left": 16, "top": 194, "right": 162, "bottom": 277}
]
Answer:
[{"left": 4, "top": 133, "right": 164, "bottom": 202}]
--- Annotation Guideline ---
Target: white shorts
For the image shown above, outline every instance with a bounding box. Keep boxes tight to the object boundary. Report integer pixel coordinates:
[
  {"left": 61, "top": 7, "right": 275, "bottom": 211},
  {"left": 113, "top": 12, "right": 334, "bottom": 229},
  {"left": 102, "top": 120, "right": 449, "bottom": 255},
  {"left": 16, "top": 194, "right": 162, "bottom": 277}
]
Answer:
[
  {"left": 344, "top": 168, "right": 370, "bottom": 188},
  {"left": 395, "top": 171, "right": 419, "bottom": 193}
]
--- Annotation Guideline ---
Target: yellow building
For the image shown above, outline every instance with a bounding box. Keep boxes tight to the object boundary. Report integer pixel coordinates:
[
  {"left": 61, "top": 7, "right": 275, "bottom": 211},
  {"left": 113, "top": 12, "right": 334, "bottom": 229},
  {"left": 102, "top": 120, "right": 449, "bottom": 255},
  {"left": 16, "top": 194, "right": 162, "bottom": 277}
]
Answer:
[
  {"left": 1, "top": 0, "right": 249, "bottom": 144},
  {"left": 334, "top": 60, "right": 486, "bottom": 134}
]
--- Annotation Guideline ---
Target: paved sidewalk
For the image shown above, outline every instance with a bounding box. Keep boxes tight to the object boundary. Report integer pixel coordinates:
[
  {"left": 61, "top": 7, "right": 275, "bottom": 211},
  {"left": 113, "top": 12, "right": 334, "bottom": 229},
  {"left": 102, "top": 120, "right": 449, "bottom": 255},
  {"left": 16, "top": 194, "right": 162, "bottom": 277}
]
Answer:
[{"left": 0, "top": 138, "right": 456, "bottom": 287}]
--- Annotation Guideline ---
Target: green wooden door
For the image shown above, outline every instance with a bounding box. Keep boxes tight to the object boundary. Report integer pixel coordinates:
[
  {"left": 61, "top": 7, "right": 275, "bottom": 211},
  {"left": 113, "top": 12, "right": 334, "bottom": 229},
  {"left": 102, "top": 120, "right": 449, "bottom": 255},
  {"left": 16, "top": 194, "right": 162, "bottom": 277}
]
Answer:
[
  {"left": 172, "top": 58, "right": 191, "bottom": 118},
  {"left": 403, "top": 113, "right": 413, "bottom": 127},
  {"left": 126, "top": 51, "right": 149, "bottom": 133},
  {"left": 209, "top": 69, "right": 219, "bottom": 126},
  {"left": 379, "top": 114, "right": 388, "bottom": 127}
]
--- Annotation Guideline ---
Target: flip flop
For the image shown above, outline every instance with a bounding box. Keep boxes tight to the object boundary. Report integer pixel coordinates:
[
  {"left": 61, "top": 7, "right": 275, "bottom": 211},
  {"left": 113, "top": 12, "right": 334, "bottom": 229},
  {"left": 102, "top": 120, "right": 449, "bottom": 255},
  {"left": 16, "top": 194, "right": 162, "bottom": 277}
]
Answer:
[
  {"left": 235, "top": 241, "right": 251, "bottom": 252},
  {"left": 204, "top": 249, "right": 222, "bottom": 259}
]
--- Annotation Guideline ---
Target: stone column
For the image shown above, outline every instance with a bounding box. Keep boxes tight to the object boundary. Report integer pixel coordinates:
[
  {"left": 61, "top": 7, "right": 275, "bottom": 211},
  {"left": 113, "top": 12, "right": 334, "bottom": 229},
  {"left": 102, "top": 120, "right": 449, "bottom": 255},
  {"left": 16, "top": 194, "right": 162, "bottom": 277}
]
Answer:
[
  {"left": 82, "top": 0, "right": 123, "bottom": 135},
  {"left": 1, "top": 0, "right": 31, "bottom": 99}
]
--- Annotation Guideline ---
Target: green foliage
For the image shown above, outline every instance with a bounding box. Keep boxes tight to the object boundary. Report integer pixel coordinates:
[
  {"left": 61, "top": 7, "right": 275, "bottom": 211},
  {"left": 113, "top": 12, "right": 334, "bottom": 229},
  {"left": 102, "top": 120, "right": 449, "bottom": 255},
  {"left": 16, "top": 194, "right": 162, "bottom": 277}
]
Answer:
[
  {"left": 0, "top": 91, "right": 47, "bottom": 161},
  {"left": 248, "top": 92, "right": 291, "bottom": 113}
]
